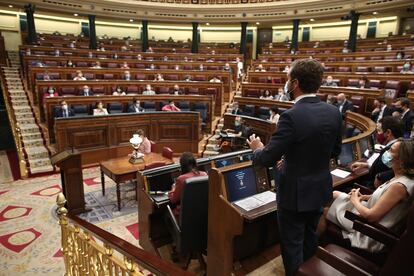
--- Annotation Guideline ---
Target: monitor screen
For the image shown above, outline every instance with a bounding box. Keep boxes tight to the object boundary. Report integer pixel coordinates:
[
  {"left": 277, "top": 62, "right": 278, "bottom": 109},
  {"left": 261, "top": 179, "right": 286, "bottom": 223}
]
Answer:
[
  {"left": 223, "top": 166, "right": 257, "bottom": 202},
  {"left": 148, "top": 173, "right": 174, "bottom": 191},
  {"left": 215, "top": 157, "right": 236, "bottom": 168},
  {"left": 240, "top": 153, "right": 253, "bottom": 162},
  {"left": 338, "top": 143, "right": 354, "bottom": 167}
]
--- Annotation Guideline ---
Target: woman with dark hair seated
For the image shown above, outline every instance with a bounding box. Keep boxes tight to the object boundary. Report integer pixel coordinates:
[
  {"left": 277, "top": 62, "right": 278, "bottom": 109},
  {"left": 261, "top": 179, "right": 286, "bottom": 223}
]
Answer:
[
  {"left": 321, "top": 139, "right": 414, "bottom": 252},
  {"left": 168, "top": 152, "right": 207, "bottom": 216}
]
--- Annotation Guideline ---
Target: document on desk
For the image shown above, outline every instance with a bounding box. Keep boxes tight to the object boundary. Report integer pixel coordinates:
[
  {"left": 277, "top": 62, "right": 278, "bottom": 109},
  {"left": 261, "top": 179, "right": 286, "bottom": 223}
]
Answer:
[
  {"left": 331, "top": 168, "right": 351, "bottom": 179},
  {"left": 367, "top": 153, "right": 380, "bottom": 167},
  {"left": 233, "top": 191, "right": 276, "bottom": 211}
]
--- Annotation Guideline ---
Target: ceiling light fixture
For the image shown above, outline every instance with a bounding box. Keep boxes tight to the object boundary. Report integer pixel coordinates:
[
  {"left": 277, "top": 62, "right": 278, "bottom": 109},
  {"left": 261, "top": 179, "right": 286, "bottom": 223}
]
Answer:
[
  {"left": 206, "top": 22, "right": 210, "bottom": 26},
  {"left": 129, "top": 19, "right": 134, "bottom": 22},
  {"left": 310, "top": 18, "right": 315, "bottom": 21},
  {"left": 372, "top": 11, "right": 378, "bottom": 15},
  {"left": 8, "top": 4, "right": 13, "bottom": 7},
  {"left": 256, "top": 22, "right": 260, "bottom": 25},
  {"left": 73, "top": 13, "right": 78, "bottom": 16}
]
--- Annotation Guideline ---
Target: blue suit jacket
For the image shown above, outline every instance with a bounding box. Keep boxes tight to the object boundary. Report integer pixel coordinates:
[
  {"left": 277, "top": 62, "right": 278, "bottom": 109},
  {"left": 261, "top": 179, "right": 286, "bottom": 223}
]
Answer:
[{"left": 253, "top": 96, "right": 342, "bottom": 212}]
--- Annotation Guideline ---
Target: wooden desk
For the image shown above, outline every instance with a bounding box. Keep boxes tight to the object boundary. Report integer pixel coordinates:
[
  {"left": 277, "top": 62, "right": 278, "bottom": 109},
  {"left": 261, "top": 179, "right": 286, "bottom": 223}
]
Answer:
[{"left": 100, "top": 153, "right": 173, "bottom": 211}]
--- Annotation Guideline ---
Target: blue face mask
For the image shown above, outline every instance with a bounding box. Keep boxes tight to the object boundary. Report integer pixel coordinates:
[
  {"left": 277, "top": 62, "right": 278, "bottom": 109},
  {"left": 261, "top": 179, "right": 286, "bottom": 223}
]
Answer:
[
  {"left": 235, "top": 121, "right": 241, "bottom": 127},
  {"left": 381, "top": 150, "right": 393, "bottom": 168}
]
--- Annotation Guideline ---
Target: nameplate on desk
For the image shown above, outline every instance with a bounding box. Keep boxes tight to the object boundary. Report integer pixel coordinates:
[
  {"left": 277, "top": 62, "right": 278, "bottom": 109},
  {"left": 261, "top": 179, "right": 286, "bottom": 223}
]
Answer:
[
  {"left": 331, "top": 168, "right": 351, "bottom": 179},
  {"left": 233, "top": 191, "right": 276, "bottom": 212}
]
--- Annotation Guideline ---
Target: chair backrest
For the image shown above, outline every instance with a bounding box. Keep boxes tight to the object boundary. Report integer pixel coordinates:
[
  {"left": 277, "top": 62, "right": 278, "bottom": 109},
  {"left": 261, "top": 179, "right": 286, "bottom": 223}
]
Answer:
[
  {"left": 347, "top": 79, "right": 359, "bottom": 87},
  {"left": 158, "top": 87, "right": 170, "bottom": 94},
  {"left": 107, "top": 102, "right": 123, "bottom": 113},
  {"left": 143, "top": 101, "right": 155, "bottom": 110},
  {"left": 246, "top": 89, "right": 260, "bottom": 98},
  {"left": 380, "top": 202, "right": 414, "bottom": 276},
  {"left": 144, "top": 161, "right": 166, "bottom": 170},
  {"left": 243, "top": 104, "right": 256, "bottom": 117},
  {"left": 258, "top": 106, "right": 270, "bottom": 120},
  {"left": 162, "top": 147, "right": 173, "bottom": 160},
  {"left": 149, "top": 140, "right": 156, "bottom": 152},
  {"left": 104, "top": 73, "right": 114, "bottom": 79},
  {"left": 92, "top": 86, "right": 104, "bottom": 94},
  {"left": 338, "top": 67, "right": 351, "bottom": 72},
  {"left": 61, "top": 86, "right": 76, "bottom": 95},
  {"left": 369, "top": 80, "right": 382, "bottom": 89},
  {"left": 178, "top": 175, "right": 209, "bottom": 254},
  {"left": 178, "top": 101, "right": 190, "bottom": 111},
  {"left": 72, "top": 104, "right": 89, "bottom": 116},
  {"left": 356, "top": 66, "right": 369, "bottom": 72}
]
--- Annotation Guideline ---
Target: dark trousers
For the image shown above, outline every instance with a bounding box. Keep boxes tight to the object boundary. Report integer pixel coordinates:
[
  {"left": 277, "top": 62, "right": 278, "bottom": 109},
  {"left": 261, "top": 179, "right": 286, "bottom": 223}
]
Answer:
[{"left": 277, "top": 207, "right": 322, "bottom": 276}]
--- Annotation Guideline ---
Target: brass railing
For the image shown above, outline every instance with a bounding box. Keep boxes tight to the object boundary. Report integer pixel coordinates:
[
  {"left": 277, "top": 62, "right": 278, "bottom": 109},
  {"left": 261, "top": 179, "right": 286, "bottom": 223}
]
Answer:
[
  {"left": 0, "top": 65, "right": 29, "bottom": 178},
  {"left": 56, "top": 193, "right": 193, "bottom": 276}
]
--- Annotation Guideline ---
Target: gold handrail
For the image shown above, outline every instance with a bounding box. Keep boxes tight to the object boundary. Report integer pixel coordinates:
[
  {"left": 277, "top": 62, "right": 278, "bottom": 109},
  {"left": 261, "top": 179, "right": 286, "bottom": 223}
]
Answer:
[{"left": 0, "top": 65, "right": 28, "bottom": 178}]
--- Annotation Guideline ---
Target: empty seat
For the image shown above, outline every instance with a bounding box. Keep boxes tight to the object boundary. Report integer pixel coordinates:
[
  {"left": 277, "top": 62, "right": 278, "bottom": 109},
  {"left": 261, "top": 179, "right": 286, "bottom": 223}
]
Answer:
[
  {"left": 166, "top": 75, "right": 179, "bottom": 81},
  {"left": 72, "top": 104, "right": 89, "bottom": 116},
  {"left": 193, "top": 103, "right": 208, "bottom": 129},
  {"left": 350, "top": 96, "right": 364, "bottom": 114},
  {"left": 183, "top": 65, "right": 193, "bottom": 70},
  {"left": 104, "top": 74, "right": 114, "bottom": 79},
  {"left": 143, "top": 101, "right": 156, "bottom": 111},
  {"left": 135, "top": 74, "right": 146, "bottom": 80},
  {"left": 135, "top": 64, "right": 145, "bottom": 69},
  {"left": 356, "top": 67, "right": 369, "bottom": 72},
  {"left": 76, "top": 62, "right": 88, "bottom": 67},
  {"left": 258, "top": 77, "right": 268, "bottom": 83},
  {"left": 347, "top": 79, "right": 359, "bottom": 87},
  {"left": 158, "top": 87, "right": 170, "bottom": 94},
  {"left": 208, "top": 66, "right": 219, "bottom": 70},
  {"left": 384, "top": 80, "right": 401, "bottom": 99},
  {"left": 84, "top": 73, "right": 94, "bottom": 80},
  {"left": 269, "top": 67, "right": 280, "bottom": 72},
  {"left": 354, "top": 57, "right": 366, "bottom": 61},
  {"left": 257, "top": 107, "right": 270, "bottom": 120},
  {"left": 373, "top": 66, "right": 387, "bottom": 72},
  {"left": 162, "top": 147, "right": 174, "bottom": 160},
  {"left": 369, "top": 80, "right": 382, "bottom": 89},
  {"left": 159, "top": 65, "right": 168, "bottom": 70},
  {"left": 91, "top": 86, "right": 104, "bottom": 94},
  {"left": 107, "top": 103, "right": 123, "bottom": 114},
  {"left": 370, "top": 56, "right": 382, "bottom": 60},
  {"left": 45, "top": 61, "right": 58, "bottom": 66},
  {"left": 242, "top": 105, "right": 255, "bottom": 117},
  {"left": 338, "top": 67, "right": 351, "bottom": 72},
  {"left": 178, "top": 101, "right": 190, "bottom": 111},
  {"left": 126, "top": 86, "right": 139, "bottom": 94},
  {"left": 188, "top": 88, "right": 199, "bottom": 94},
  {"left": 246, "top": 89, "right": 260, "bottom": 98},
  {"left": 194, "top": 75, "right": 206, "bottom": 81},
  {"left": 107, "top": 63, "right": 118, "bottom": 68},
  {"left": 60, "top": 87, "right": 76, "bottom": 95}
]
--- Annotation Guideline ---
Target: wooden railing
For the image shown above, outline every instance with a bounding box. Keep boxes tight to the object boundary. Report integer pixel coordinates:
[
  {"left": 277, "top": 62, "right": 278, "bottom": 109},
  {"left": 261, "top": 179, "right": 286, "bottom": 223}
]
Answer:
[{"left": 56, "top": 193, "right": 193, "bottom": 276}]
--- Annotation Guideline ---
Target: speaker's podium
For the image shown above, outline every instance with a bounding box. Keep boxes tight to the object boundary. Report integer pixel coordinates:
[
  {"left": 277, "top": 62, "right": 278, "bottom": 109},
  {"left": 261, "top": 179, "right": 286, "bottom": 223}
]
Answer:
[{"left": 51, "top": 149, "right": 87, "bottom": 214}]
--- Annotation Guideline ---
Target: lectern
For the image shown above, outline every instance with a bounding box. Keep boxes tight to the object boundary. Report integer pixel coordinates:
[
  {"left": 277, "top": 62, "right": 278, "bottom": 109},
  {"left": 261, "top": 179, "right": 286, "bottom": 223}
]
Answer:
[{"left": 51, "top": 149, "right": 86, "bottom": 214}]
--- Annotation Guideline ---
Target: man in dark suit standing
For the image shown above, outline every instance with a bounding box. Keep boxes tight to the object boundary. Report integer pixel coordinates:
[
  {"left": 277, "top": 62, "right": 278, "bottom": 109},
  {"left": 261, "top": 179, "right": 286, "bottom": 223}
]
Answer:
[
  {"left": 335, "top": 93, "right": 354, "bottom": 117},
  {"left": 247, "top": 59, "right": 342, "bottom": 276},
  {"left": 55, "top": 100, "right": 75, "bottom": 118},
  {"left": 394, "top": 98, "right": 414, "bottom": 137}
]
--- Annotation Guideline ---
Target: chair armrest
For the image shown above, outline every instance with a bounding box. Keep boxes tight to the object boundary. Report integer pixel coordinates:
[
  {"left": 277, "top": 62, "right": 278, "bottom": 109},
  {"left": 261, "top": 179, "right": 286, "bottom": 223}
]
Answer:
[
  {"left": 164, "top": 205, "right": 181, "bottom": 247},
  {"left": 353, "top": 183, "right": 373, "bottom": 195},
  {"left": 316, "top": 247, "right": 372, "bottom": 276},
  {"left": 345, "top": 211, "right": 399, "bottom": 246}
]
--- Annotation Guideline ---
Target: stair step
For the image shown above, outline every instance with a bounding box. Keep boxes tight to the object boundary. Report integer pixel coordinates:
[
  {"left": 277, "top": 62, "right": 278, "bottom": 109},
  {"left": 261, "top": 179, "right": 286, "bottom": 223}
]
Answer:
[
  {"left": 30, "top": 164, "right": 54, "bottom": 174},
  {"left": 203, "top": 150, "right": 220, "bottom": 157},
  {"left": 21, "top": 132, "right": 43, "bottom": 140}
]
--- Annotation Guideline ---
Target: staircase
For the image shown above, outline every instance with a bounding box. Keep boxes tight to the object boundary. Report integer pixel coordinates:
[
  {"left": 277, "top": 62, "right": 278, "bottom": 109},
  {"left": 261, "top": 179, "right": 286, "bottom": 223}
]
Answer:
[
  {"left": 1, "top": 51, "right": 54, "bottom": 175},
  {"left": 202, "top": 103, "right": 235, "bottom": 157}
]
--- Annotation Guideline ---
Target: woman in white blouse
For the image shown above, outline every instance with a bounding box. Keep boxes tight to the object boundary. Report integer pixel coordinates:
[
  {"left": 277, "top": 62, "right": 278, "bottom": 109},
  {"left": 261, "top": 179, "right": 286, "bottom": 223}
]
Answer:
[
  {"left": 321, "top": 139, "right": 414, "bottom": 253},
  {"left": 93, "top": 101, "right": 108, "bottom": 116},
  {"left": 268, "top": 107, "right": 280, "bottom": 125}
]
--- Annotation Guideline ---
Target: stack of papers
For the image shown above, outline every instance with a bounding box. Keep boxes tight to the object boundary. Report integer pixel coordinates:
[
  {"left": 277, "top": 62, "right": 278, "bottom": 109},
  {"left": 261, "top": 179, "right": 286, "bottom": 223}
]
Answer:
[
  {"left": 331, "top": 168, "right": 351, "bottom": 179},
  {"left": 233, "top": 191, "right": 276, "bottom": 211}
]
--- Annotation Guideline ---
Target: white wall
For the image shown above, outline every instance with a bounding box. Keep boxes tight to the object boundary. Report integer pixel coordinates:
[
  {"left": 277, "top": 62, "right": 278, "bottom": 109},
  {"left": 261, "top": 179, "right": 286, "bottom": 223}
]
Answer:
[
  {"left": 34, "top": 16, "right": 80, "bottom": 35},
  {"left": 0, "top": 11, "right": 21, "bottom": 50},
  {"left": 96, "top": 21, "right": 141, "bottom": 39},
  {"left": 201, "top": 28, "right": 240, "bottom": 43},
  {"left": 148, "top": 27, "right": 191, "bottom": 41}
]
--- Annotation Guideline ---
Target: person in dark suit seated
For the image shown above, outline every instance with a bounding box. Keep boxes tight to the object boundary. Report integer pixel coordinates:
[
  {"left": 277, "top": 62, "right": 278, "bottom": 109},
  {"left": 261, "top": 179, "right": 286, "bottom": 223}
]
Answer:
[
  {"left": 123, "top": 70, "right": 132, "bottom": 80},
  {"left": 322, "top": 75, "right": 338, "bottom": 87},
  {"left": 247, "top": 59, "right": 342, "bottom": 276},
  {"left": 43, "top": 86, "right": 59, "bottom": 100},
  {"left": 393, "top": 98, "right": 414, "bottom": 137},
  {"left": 231, "top": 102, "right": 242, "bottom": 115},
  {"left": 162, "top": 100, "right": 181, "bottom": 112},
  {"left": 351, "top": 116, "right": 404, "bottom": 189},
  {"left": 171, "top": 84, "right": 183, "bottom": 95},
  {"left": 335, "top": 93, "right": 354, "bottom": 117},
  {"left": 168, "top": 152, "right": 207, "bottom": 216},
  {"left": 128, "top": 98, "right": 145, "bottom": 113},
  {"left": 371, "top": 96, "right": 393, "bottom": 123},
  {"left": 221, "top": 116, "right": 252, "bottom": 149},
  {"left": 223, "top": 63, "right": 232, "bottom": 73},
  {"left": 55, "top": 100, "right": 74, "bottom": 118},
  {"left": 80, "top": 85, "right": 93, "bottom": 96}
]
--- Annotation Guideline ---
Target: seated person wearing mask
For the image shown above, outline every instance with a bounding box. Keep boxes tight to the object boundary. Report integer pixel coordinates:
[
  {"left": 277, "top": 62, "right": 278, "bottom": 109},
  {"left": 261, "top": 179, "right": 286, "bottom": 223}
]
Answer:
[
  {"left": 93, "top": 101, "right": 108, "bottom": 116},
  {"left": 358, "top": 76, "right": 370, "bottom": 89},
  {"left": 255, "top": 64, "right": 266, "bottom": 72},
  {"left": 80, "top": 85, "right": 93, "bottom": 96},
  {"left": 394, "top": 98, "right": 414, "bottom": 137},
  {"left": 43, "top": 87, "right": 59, "bottom": 100},
  {"left": 260, "top": 90, "right": 273, "bottom": 100},
  {"left": 268, "top": 107, "right": 280, "bottom": 125},
  {"left": 274, "top": 88, "right": 290, "bottom": 101},
  {"left": 221, "top": 116, "right": 252, "bottom": 144},
  {"left": 335, "top": 93, "right": 354, "bottom": 117},
  {"left": 113, "top": 86, "right": 126, "bottom": 96},
  {"left": 168, "top": 152, "right": 207, "bottom": 216},
  {"left": 172, "top": 84, "right": 183, "bottom": 95},
  {"left": 371, "top": 96, "right": 393, "bottom": 123},
  {"left": 55, "top": 100, "right": 74, "bottom": 118},
  {"left": 322, "top": 76, "right": 338, "bottom": 87},
  {"left": 142, "top": 85, "right": 156, "bottom": 95},
  {"left": 123, "top": 71, "right": 132, "bottom": 80},
  {"left": 128, "top": 99, "right": 145, "bottom": 113},
  {"left": 136, "top": 129, "right": 151, "bottom": 154},
  {"left": 162, "top": 100, "right": 181, "bottom": 112},
  {"left": 320, "top": 139, "right": 414, "bottom": 253},
  {"left": 351, "top": 116, "right": 404, "bottom": 189},
  {"left": 223, "top": 63, "right": 232, "bottom": 73},
  {"left": 209, "top": 76, "right": 221, "bottom": 83}
]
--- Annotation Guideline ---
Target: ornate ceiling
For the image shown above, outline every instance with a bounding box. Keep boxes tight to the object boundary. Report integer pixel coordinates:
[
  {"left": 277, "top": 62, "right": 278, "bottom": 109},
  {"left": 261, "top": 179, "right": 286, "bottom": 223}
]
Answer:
[{"left": 0, "top": 0, "right": 412, "bottom": 23}]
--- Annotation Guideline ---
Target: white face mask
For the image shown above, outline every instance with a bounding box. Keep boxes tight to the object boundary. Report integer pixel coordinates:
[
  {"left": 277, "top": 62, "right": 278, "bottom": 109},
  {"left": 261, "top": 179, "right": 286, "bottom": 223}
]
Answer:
[
  {"left": 48, "top": 89, "right": 54, "bottom": 93},
  {"left": 62, "top": 104, "right": 68, "bottom": 110},
  {"left": 146, "top": 86, "right": 151, "bottom": 91},
  {"left": 84, "top": 88, "right": 89, "bottom": 93}
]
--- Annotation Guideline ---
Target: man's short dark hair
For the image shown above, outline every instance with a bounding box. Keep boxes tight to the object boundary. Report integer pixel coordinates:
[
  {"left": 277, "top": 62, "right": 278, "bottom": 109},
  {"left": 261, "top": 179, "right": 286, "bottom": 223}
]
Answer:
[
  {"left": 376, "top": 97, "right": 386, "bottom": 104},
  {"left": 271, "top": 106, "right": 279, "bottom": 113},
  {"left": 289, "top": 59, "right": 324, "bottom": 94},
  {"left": 399, "top": 98, "right": 411, "bottom": 108},
  {"left": 379, "top": 116, "right": 404, "bottom": 138}
]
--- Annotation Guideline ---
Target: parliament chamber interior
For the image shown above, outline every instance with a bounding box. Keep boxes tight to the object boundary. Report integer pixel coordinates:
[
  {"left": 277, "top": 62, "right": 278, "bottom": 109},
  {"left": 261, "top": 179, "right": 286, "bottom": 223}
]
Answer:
[{"left": 0, "top": 0, "right": 414, "bottom": 275}]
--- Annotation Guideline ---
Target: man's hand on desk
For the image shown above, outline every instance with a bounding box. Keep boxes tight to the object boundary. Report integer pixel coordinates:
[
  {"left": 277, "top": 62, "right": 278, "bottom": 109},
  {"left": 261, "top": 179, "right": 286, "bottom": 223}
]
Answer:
[
  {"left": 247, "top": 134, "right": 264, "bottom": 151},
  {"left": 350, "top": 161, "right": 369, "bottom": 172}
]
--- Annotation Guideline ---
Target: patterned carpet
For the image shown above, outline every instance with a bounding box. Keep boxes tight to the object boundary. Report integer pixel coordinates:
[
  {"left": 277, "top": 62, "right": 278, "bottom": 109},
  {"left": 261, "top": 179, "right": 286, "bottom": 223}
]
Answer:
[{"left": 0, "top": 167, "right": 139, "bottom": 276}]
